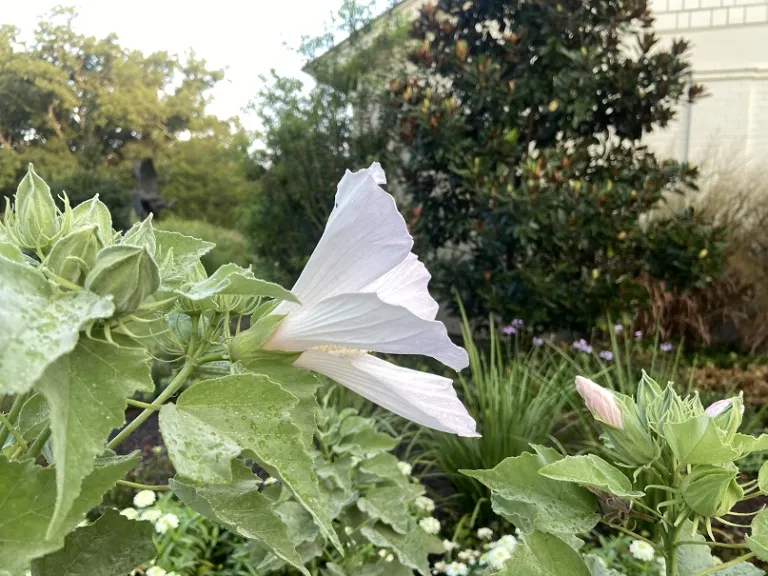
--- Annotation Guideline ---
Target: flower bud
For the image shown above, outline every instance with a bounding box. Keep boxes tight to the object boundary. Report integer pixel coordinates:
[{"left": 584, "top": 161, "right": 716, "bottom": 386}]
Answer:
[
  {"left": 84, "top": 245, "right": 160, "bottom": 316},
  {"left": 575, "top": 376, "right": 623, "bottom": 428},
  {"left": 13, "top": 164, "right": 58, "bottom": 249},
  {"left": 72, "top": 196, "right": 114, "bottom": 244},
  {"left": 681, "top": 464, "right": 742, "bottom": 517},
  {"left": 706, "top": 397, "right": 744, "bottom": 418},
  {"left": 122, "top": 215, "right": 156, "bottom": 255},
  {"left": 43, "top": 225, "right": 102, "bottom": 286},
  {"left": 706, "top": 396, "right": 744, "bottom": 440}
]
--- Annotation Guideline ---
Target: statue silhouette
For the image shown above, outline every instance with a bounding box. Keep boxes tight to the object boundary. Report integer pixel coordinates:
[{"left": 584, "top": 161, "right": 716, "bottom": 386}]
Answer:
[{"left": 130, "top": 159, "right": 175, "bottom": 220}]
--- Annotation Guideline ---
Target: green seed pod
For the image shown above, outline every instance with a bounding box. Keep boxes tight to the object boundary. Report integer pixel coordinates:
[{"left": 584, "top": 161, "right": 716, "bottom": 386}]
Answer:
[
  {"left": 72, "top": 196, "right": 114, "bottom": 244},
  {"left": 85, "top": 244, "right": 160, "bottom": 316},
  {"left": 681, "top": 463, "right": 742, "bottom": 518},
  {"left": 14, "top": 164, "right": 58, "bottom": 249},
  {"left": 122, "top": 214, "right": 156, "bottom": 255},
  {"left": 43, "top": 225, "right": 102, "bottom": 286}
]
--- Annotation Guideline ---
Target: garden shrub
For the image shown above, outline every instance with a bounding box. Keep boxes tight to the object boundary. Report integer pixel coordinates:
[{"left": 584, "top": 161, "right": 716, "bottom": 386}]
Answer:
[{"left": 389, "top": 0, "right": 725, "bottom": 333}]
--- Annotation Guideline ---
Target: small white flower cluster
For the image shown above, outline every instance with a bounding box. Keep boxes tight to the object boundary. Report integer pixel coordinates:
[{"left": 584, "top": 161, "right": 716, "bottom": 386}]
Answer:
[
  {"left": 628, "top": 539, "right": 656, "bottom": 562},
  {"left": 132, "top": 489, "right": 156, "bottom": 509},
  {"left": 397, "top": 461, "right": 413, "bottom": 476},
  {"left": 419, "top": 517, "right": 441, "bottom": 535},
  {"left": 377, "top": 548, "right": 395, "bottom": 562},
  {"left": 433, "top": 532, "right": 517, "bottom": 575},
  {"left": 132, "top": 561, "right": 180, "bottom": 576},
  {"left": 414, "top": 496, "right": 436, "bottom": 513},
  {"left": 120, "top": 504, "right": 179, "bottom": 535}
]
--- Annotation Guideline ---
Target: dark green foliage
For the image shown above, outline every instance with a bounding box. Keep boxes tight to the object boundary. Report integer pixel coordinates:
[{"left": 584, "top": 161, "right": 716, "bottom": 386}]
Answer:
[{"left": 390, "top": 0, "right": 724, "bottom": 331}]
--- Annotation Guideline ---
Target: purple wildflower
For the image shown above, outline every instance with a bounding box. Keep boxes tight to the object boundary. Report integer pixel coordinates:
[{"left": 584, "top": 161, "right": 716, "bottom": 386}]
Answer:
[
  {"left": 660, "top": 342, "right": 673, "bottom": 352},
  {"left": 502, "top": 325, "right": 517, "bottom": 335},
  {"left": 511, "top": 319, "right": 525, "bottom": 328},
  {"left": 614, "top": 324, "right": 623, "bottom": 334},
  {"left": 572, "top": 339, "right": 593, "bottom": 354},
  {"left": 634, "top": 330, "right": 643, "bottom": 341},
  {"left": 599, "top": 350, "right": 614, "bottom": 361},
  {"left": 532, "top": 336, "right": 544, "bottom": 346}
]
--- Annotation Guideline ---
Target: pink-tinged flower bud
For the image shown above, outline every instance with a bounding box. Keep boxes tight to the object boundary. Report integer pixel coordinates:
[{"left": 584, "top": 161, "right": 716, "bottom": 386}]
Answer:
[
  {"left": 705, "top": 398, "right": 744, "bottom": 418},
  {"left": 575, "top": 376, "right": 623, "bottom": 429}
]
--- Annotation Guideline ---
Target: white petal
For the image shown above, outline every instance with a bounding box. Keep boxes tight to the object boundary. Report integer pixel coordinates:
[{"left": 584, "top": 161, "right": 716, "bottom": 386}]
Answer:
[
  {"left": 265, "top": 292, "right": 468, "bottom": 370},
  {"left": 294, "top": 350, "right": 478, "bottom": 437},
  {"left": 361, "top": 253, "right": 439, "bottom": 321},
  {"left": 289, "top": 164, "right": 411, "bottom": 307}
]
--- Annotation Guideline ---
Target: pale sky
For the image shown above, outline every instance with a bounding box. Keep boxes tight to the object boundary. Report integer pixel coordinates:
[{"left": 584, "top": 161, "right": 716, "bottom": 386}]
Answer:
[{"left": 0, "top": 0, "right": 389, "bottom": 131}]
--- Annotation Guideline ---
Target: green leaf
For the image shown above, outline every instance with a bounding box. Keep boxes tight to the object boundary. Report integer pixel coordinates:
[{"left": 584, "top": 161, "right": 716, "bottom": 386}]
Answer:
[
  {"left": 178, "top": 263, "right": 297, "bottom": 303},
  {"left": 30, "top": 509, "right": 154, "bottom": 576},
  {"left": 317, "top": 456, "right": 354, "bottom": 493},
  {"left": 159, "top": 373, "right": 342, "bottom": 553},
  {"left": 539, "top": 455, "right": 644, "bottom": 498},
  {"left": 273, "top": 501, "right": 320, "bottom": 545},
  {"left": 351, "top": 562, "right": 414, "bottom": 576},
  {"left": 760, "top": 461, "right": 768, "bottom": 494},
  {"left": 170, "top": 460, "right": 308, "bottom": 576},
  {"left": 2, "top": 393, "right": 48, "bottom": 452},
  {"left": 154, "top": 229, "right": 214, "bottom": 289},
  {"left": 0, "top": 241, "right": 24, "bottom": 262},
  {"left": 71, "top": 196, "right": 113, "bottom": 245},
  {"left": 664, "top": 415, "right": 740, "bottom": 465},
  {"left": 748, "top": 510, "right": 768, "bottom": 562},
  {"left": 357, "top": 484, "right": 424, "bottom": 534},
  {"left": 359, "top": 453, "right": 409, "bottom": 487},
  {"left": 35, "top": 339, "right": 153, "bottom": 538},
  {"left": 333, "top": 428, "right": 398, "bottom": 457},
  {"left": 462, "top": 448, "right": 598, "bottom": 535},
  {"left": 240, "top": 359, "right": 320, "bottom": 450},
  {"left": 360, "top": 523, "right": 441, "bottom": 576},
  {"left": 583, "top": 554, "right": 626, "bottom": 576},
  {"left": 0, "top": 258, "right": 113, "bottom": 394},
  {"left": 0, "top": 457, "right": 58, "bottom": 574},
  {"left": 494, "top": 531, "right": 591, "bottom": 576}
]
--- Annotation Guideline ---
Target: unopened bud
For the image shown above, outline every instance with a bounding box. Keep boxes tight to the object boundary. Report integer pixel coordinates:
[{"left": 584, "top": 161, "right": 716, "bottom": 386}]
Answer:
[
  {"left": 84, "top": 245, "right": 160, "bottom": 316},
  {"left": 43, "top": 225, "right": 102, "bottom": 286},
  {"left": 122, "top": 215, "right": 156, "bottom": 255},
  {"left": 575, "top": 376, "right": 623, "bottom": 429},
  {"left": 681, "top": 464, "right": 742, "bottom": 517},
  {"left": 72, "top": 196, "right": 114, "bottom": 244},
  {"left": 14, "top": 164, "right": 58, "bottom": 249},
  {"left": 705, "top": 397, "right": 744, "bottom": 418}
]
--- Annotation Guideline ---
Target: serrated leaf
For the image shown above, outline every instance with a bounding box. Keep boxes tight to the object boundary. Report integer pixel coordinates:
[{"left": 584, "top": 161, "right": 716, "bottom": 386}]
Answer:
[
  {"left": 30, "top": 509, "right": 154, "bottom": 576},
  {"left": 170, "top": 460, "right": 308, "bottom": 575},
  {"left": 359, "top": 453, "right": 409, "bottom": 487},
  {"left": 317, "top": 456, "right": 355, "bottom": 493},
  {"left": 748, "top": 510, "right": 768, "bottom": 562},
  {"left": 274, "top": 501, "right": 320, "bottom": 545},
  {"left": 357, "top": 484, "right": 424, "bottom": 534},
  {"left": 360, "top": 524, "right": 441, "bottom": 576},
  {"left": 495, "top": 531, "right": 591, "bottom": 576},
  {"left": 2, "top": 393, "right": 48, "bottom": 452},
  {"left": 35, "top": 339, "right": 153, "bottom": 538},
  {"left": 0, "top": 258, "right": 113, "bottom": 394},
  {"left": 178, "top": 263, "right": 297, "bottom": 303},
  {"left": 678, "top": 521, "right": 764, "bottom": 575},
  {"left": 154, "top": 229, "right": 214, "bottom": 289},
  {"left": 664, "top": 415, "right": 740, "bottom": 465},
  {"left": 539, "top": 455, "right": 644, "bottom": 498},
  {"left": 240, "top": 359, "right": 320, "bottom": 450},
  {"left": 159, "top": 374, "right": 342, "bottom": 553},
  {"left": 462, "top": 448, "right": 598, "bottom": 535}
]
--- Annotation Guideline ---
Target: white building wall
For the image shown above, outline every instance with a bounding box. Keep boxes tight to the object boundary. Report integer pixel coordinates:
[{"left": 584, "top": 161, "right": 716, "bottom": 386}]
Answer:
[{"left": 646, "top": 0, "right": 768, "bottom": 164}]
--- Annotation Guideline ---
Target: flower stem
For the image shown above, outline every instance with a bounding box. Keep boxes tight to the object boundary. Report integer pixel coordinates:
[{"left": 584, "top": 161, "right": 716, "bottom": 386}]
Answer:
[
  {"left": 125, "top": 398, "right": 162, "bottom": 411},
  {"left": 678, "top": 540, "right": 749, "bottom": 550},
  {"left": 197, "top": 353, "right": 227, "bottom": 364},
  {"left": 107, "top": 356, "right": 197, "bottom": 450},
  {"left": 692, "top": 552, "right": 756, "bottom": 575},
  {"left": 116, "top": 479, "right": 170, "bottom": 491},
  {"left": 27, "top": 424, "right": 51, "bottom": 459},
  {"left": 0, "top": 391, "right": 29, "bottom": 449}
]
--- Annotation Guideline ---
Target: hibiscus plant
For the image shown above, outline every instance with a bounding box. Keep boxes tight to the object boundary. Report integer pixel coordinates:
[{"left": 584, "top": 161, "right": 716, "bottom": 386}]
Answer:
[
  {"left": 462, "top": 373, "right": 768, "bottom": 576},
  {"left": 0, "top": 163, "right": 475, "bottom": 576}
]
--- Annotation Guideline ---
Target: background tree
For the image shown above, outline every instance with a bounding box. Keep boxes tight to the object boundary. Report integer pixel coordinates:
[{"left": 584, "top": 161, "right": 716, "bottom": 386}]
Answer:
[
  {"left": 0, "top": 7, "right": 253, "bottom": 231},
  {"left": 247, "top": 0, "right": 407, "bottom": 283},
  {"left": 389, "top": 0, "right": 725, "bottom": 332}
]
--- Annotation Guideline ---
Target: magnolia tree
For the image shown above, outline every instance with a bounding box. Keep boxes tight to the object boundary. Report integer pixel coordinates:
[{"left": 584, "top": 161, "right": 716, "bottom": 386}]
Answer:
[
  {"left": 0, "top": 164, "right": 476, "bottom": 576},
  {"left": 464, "top": 374, "right": 768, "bottom": 576}
]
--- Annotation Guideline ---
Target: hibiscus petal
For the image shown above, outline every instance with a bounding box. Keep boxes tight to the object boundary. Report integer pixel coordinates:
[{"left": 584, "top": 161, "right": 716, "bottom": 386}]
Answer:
[
  {"left": 294, "top": 350, "right": 479, "bottom": 437},
  {"left": 288, "top": 164, "right": 411, "bottom": 307},
  {"left": 265, "top": 292, "right": 469, "bottom": 370},
  {"left": 361, "top": 253, "right": 439, "bottom": 321}
]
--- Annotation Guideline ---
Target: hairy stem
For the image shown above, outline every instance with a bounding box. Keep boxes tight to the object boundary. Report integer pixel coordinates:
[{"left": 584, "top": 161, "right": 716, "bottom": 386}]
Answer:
[
  {"left": 0, "top": 412, "right": 28, "bottom": 452},
  {"left": 116, "top": 479, "right": 170, "bottom": 491},
  {"left": 678, "top": 540, "right": 749, "bottom": 550},
  {"left": 27, "top": 425, "right": 51, "bottom": 459}
]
